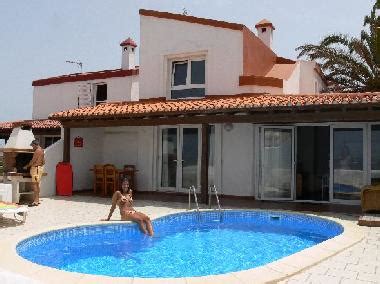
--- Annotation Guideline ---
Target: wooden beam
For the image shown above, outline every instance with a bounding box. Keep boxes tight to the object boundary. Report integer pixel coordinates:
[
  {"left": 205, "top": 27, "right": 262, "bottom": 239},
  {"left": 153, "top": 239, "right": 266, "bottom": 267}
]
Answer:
[
  {"left": 32, "top": 129, "right": 61, "bottom": 136},
  {"left": 63, "top": 127, "right": 70, "bottom": 162},
  {"left": 200, "top": 123, "right": 209, "bottom": 204},
  {"left": 60, "top": 108, "right": 380, "bottom": 128}
]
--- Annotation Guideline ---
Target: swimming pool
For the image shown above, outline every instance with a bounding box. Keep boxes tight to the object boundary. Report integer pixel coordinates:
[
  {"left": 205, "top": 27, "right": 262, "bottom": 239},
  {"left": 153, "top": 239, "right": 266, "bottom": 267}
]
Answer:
[{"left": 17, "top": 210, "right": 343, "bottom": 278}]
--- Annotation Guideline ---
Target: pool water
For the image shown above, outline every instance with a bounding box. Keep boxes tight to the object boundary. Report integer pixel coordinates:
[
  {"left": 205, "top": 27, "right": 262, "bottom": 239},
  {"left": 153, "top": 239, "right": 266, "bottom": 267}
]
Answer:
[{"left": 17, "top": 210, "right": 343, "bottom": 278}]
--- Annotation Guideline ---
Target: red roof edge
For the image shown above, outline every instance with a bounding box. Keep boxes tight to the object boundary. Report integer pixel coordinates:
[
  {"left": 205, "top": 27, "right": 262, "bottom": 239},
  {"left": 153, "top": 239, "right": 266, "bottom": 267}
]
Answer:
[
  {"left": 239, "top": 75, "right": 283, "bottom": 88},
  {"left": 138, "top": 97, "right": 167, "bottom": 103},
  {"left": 139, "top": 9, "right": 245, "bottom": 31},
  {"left": 120, "top": 38, "right": 137, "bottom": 47},
  {"left": 32, "top": 69, "right": 139, "bottom": 87},
  {"left": 276, "top": 56, "right": 296, "bottom": 64}
]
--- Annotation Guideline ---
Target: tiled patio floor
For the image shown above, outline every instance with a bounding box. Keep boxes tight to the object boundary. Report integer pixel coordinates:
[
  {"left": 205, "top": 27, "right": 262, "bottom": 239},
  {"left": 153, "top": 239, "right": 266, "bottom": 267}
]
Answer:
[{"left": 0, "top": 193, "right": 378, "bottom": 283}]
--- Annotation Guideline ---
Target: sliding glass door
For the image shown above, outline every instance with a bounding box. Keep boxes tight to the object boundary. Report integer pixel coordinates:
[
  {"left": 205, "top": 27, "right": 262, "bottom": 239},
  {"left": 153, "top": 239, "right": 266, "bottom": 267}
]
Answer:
[
  {"left": 260, "top": 127, "right": 294, "bottom": 200},
  {"left": 331, "top": 126, "right": 366, "bottom": 201},
  {"left": 296, "top": 126, "right": 330, "bottom": 201},
  {"left": 160, "top": 127, "right": 178, "bottom": 190}
]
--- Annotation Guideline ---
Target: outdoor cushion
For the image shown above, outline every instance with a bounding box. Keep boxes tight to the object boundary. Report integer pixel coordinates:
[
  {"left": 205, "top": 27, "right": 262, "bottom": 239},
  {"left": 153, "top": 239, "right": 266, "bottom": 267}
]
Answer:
[{"left": 0, "top": 202, "right": 28, "bottom": 223}]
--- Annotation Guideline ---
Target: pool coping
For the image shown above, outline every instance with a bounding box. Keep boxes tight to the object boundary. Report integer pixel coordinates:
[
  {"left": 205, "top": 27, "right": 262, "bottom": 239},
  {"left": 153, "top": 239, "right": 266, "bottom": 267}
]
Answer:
[{"left": 0, "top": 209, "right": 365, "bottom": 284}]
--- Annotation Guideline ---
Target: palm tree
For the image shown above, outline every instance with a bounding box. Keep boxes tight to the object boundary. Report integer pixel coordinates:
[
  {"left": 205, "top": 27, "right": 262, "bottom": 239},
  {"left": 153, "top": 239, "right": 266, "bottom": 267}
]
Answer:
[{"left": 296, "top": 3, "right": 380, "bottom": 92}]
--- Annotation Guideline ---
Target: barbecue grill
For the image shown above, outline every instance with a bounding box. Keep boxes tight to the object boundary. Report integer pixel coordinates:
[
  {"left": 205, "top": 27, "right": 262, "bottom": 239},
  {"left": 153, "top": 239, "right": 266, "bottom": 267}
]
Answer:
[{"left": 1, "top": 127, "right": 36, "bottom": 203}]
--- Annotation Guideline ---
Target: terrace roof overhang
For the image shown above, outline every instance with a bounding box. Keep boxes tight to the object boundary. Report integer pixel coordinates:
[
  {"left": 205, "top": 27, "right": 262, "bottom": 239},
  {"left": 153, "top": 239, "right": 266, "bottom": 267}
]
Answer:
[
  {"left": 49, "top": 93, "right": 380, "bottom": 128},
  {"left": 51, "top": 92, "right": 380, "bottom": 204},
  {"left": 0, "top": 119, "right": 62, "bottom": 139}
]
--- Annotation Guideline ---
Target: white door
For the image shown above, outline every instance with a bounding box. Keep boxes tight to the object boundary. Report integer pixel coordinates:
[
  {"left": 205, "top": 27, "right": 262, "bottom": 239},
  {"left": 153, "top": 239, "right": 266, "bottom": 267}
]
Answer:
[
  {"left": 260, "top": 127, "right": 295, "bottom": 200},
  {"left": 158, "top": 126, "right": 201, "bottom": 192},
  {"left": 330, "top": 125, "right": 367, "bottom": 203}
]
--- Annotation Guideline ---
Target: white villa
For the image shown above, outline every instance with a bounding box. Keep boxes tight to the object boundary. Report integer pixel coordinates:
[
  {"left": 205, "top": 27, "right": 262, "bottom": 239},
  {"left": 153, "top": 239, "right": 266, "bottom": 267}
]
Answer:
[{"left": 1, "top": 9, "right": 380, "bottom": 205}]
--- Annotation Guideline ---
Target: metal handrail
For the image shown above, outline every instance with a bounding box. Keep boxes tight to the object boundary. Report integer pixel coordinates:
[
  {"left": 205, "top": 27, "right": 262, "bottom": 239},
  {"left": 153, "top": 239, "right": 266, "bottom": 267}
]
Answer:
[
  {"left": 188, "top": 185, "right": 200, "bottom": 215},
  {"left": 208, "top": 185, "right": 223, "bottom": 221}
]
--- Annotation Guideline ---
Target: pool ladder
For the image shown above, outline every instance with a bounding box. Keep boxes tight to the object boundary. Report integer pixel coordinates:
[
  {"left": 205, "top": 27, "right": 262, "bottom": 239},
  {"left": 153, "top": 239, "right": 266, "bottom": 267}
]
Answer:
[
  {"left": 208, "top": 185, "right": 223, "bottom": 221},
  {"left": 188, "top": 185, "right": 223, "bottom": 221},
  {"left": 188, "top": 185, "right": 200, "bottom": 216}
]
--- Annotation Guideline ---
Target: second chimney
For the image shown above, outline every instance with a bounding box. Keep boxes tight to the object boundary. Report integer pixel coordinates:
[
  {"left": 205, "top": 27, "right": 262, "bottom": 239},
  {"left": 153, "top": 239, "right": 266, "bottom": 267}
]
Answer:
[
  {"left": 255, "top": 19, "right": 275, "bottom": 50},
  {"left": 120, "top": 37, "right": 137, "bottom": 70}
]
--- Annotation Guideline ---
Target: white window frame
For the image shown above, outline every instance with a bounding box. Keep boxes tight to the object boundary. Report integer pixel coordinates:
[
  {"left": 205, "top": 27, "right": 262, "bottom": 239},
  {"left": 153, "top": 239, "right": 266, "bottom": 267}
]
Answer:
[{"left": 170, "top": 56, "right": 206, "bottom": 98}]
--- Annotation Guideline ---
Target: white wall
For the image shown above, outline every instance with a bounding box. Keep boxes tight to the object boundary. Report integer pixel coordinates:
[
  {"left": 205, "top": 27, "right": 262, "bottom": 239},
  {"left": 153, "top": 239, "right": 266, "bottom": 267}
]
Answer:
[
  {"left": 40, "top": 138, "right": 63, "bottom": 197},
  {"left": 70, "top": 128, "right": 104, "bottom": 191},
  {"left": 33, "top": 75, "right": 138, "bottom": 119},
  {"left": 221, "top": 123, "right": 254, "bottom": 196},
  {"left": 239, "top": 85, "right": 283, "bottom": 94},
  {"left": 139, "top": 16, "right": 244, "bottom": 99},
  {"left": 283, "top": 61, "right": 325, "bottom": 94},
  {"left": 69, "top": 126, "right": 154, "bottom": 191},
  {"left": 299, "top": 61, "right": 324, "bottom": 94},
  {"left": 283, "top": 62, "right": 301, "bottom": 94},
  {"left": 102, "top": 126, "right": 154, "bottom": 191}
]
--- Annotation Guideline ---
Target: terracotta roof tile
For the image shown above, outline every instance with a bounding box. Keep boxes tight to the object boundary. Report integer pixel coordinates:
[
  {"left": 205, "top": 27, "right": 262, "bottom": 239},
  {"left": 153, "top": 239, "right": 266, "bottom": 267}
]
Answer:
[
  {"left": 49, "top": 92, "right": 380, "bottom": 121},
  {"left": 0, "top": 119, "right": 61, "bottom": 132}
]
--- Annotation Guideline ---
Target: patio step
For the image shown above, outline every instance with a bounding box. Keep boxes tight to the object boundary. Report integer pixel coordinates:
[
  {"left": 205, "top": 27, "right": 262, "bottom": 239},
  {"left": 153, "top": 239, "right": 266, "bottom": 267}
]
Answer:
[{"left": 358, "top": 214, "right": 380, "bottom": 227}]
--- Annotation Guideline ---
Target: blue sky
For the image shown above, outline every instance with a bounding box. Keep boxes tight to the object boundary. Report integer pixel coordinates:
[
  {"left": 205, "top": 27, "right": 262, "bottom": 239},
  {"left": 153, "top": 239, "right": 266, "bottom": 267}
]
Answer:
[{"left": 0, "top": 0, "right": 375, "bottom": 122}]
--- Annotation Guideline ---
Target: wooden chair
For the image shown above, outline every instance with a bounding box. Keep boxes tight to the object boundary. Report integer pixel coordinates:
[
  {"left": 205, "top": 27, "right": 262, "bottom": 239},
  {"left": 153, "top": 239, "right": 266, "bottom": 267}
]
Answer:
[
  {"left": 104, "top": 164, "right": 117, "bottom": 196},
  {"left": 122, "top": 165, "right": 136, "bottom": 191},
  {"left": 361, "top": 184, "right": 380, "bottom": 213},
  {"left": 93, "top": 164, "right": 105, "bottom": 195}
]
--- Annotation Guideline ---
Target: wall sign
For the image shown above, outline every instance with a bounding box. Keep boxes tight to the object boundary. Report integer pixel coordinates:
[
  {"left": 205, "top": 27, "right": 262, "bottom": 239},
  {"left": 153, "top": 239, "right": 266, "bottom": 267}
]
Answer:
[{"left": 73, "top": 136, "right": 84, "bottom": 148}]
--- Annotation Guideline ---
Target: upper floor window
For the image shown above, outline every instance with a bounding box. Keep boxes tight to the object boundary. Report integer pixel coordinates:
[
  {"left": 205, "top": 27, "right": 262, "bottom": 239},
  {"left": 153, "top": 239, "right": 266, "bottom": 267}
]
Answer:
[
  {"left": 170, "top": 58, "right": 205, "bottom": 99},
  {"left": 95, "top": 84, "right": 107, "bottom": 105}
]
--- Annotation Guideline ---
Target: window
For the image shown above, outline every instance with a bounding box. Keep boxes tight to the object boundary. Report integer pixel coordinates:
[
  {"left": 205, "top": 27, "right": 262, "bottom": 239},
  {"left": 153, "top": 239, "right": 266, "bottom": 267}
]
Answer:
[
  {"left": 170, "top": 58, "right": 205, "bottom": 99},
  {"left": 44, "top": 136, "right": 60, "bottom": 148},
  {"left": 95, "top": 84, "right": 107, "bottom": 105},
  {"left": 261, "top": 28, "right": 267, "bottom": 33}
]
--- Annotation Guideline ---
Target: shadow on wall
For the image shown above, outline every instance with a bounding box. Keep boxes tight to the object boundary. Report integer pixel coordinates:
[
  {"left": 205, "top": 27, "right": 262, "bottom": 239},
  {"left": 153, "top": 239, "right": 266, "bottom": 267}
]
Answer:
[{"left": 40, "top": 139, "right": 63, "bottom": 197}]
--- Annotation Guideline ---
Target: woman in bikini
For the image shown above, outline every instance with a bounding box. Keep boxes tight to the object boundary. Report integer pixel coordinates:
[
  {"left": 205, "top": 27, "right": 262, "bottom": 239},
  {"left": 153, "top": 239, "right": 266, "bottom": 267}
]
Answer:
[{"left": 102, "top": 178, "right": 154, "bottom": 236}]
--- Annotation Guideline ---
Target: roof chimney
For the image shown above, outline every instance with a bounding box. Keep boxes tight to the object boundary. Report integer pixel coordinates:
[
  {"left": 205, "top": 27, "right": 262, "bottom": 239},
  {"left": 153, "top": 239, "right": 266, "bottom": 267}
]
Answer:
[
  {"left": 255, "top": 19, "right": 275, "bottom": 50},
  {"left": 120, "top": 37, "right": 137, "bottom": 70}
]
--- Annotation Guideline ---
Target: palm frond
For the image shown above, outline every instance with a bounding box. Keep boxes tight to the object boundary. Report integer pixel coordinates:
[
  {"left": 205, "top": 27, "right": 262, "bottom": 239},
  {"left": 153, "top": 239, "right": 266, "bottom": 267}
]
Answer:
[{"left": 296, "top": 2, "right": 379, "bottom": 92}]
